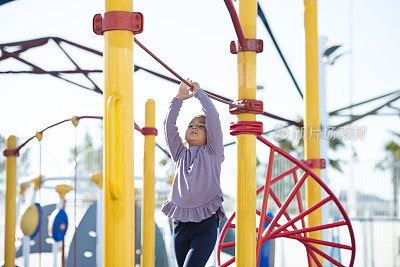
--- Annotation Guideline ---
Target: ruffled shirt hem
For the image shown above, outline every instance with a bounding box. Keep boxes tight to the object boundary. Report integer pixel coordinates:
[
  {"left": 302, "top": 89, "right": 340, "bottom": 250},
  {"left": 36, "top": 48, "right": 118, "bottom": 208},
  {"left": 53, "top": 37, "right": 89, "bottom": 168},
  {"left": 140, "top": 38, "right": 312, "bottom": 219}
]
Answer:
[{"left": 161, "top": 195, "right": 225, "bottom": 223}]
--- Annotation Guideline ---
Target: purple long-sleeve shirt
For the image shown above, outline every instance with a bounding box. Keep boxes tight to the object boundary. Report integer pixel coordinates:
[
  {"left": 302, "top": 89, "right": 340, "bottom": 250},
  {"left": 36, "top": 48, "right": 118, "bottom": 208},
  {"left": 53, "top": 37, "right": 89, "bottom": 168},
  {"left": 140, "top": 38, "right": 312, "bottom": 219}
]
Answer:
[{"left": 161, "top": 89, "right": 225, "bottom": 222}]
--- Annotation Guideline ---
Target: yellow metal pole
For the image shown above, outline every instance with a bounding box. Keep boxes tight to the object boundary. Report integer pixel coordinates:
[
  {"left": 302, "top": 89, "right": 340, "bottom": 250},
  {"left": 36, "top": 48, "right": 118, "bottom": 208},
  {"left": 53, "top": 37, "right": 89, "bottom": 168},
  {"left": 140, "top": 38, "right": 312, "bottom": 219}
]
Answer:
[
  {"left": 19, "top": 183, "right": 30, "bottom": 196},
  {"left": 140, "top": 99, "right": 156, "bottom": 267},
  {"left": 304, "top": 0, "right": 323, "bottom": 264},
  {"left": 103, "top": 0, "right": 134, "bottom": 265},
  {"left": 55, "top": 185, "right": 73, "bottom": 201},
  {"left": 4, "top": 136, "right": 17, "bottom": 267},
  {"left": 31, "top": 175, "right": 43, "bottom": 192},
  {"left": 236, "top": 0, "right": 257, "bottom": 266},
  {"left": 91, "top": 172, "right": 103, "bottom": 189}
]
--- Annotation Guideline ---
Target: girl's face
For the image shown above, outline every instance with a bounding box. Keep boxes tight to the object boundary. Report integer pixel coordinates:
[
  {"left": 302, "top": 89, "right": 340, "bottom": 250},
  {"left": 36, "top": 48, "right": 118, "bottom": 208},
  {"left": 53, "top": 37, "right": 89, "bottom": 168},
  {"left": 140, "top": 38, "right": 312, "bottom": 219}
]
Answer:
[{"left": 185, "top": 117, "right": 206, "bottom": 147}]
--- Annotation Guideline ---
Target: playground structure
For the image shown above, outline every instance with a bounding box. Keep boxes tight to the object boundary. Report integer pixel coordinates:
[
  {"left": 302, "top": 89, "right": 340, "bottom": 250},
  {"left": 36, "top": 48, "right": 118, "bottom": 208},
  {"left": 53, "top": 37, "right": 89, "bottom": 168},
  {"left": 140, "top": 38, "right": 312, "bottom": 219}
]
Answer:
[
  {"left": 12, "top": 175, "right": 171, "bottom": 267},
  {"left": 4, "top": 113, "right": 171, "bottom": 267},
  {"left": 2, "top": 0, "right": 358, "bottom": 266}
]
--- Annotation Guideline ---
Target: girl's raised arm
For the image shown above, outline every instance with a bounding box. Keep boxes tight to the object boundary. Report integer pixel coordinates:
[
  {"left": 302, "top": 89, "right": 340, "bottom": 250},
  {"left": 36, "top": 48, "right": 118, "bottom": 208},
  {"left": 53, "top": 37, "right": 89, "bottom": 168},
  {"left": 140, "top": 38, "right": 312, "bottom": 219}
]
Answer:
[
  {"left": 164, "top": 97, "right": 186, "bottom": 162},
  {"left": 193, "top": 85, "right": 224, "bottom": 156}
]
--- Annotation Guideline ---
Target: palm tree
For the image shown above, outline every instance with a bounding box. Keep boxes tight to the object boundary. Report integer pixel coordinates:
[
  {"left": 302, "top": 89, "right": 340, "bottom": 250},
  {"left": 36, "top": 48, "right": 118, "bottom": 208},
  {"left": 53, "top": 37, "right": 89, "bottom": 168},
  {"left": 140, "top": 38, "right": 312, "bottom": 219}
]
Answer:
[{"left": 376, "top": 131, "right": 400, "bottom": 217}]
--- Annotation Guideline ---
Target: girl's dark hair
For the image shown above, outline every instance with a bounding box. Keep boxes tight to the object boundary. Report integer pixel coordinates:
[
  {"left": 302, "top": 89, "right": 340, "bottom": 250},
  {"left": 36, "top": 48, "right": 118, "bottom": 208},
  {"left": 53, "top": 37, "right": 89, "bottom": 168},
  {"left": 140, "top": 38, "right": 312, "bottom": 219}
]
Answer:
[
  {"left": 188, "top": 115, "right": 206, "bottom": 126},
  {"left": 193, "top": 115, "right": 205, "bottom": 121}
]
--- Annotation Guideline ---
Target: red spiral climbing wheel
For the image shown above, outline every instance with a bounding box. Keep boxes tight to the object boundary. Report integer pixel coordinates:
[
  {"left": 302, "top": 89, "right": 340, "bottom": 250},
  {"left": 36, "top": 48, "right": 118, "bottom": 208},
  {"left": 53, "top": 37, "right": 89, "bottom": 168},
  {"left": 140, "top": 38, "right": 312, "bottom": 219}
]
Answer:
[{"left": 217, "top": 136, "right": 356, "bottom": 267}]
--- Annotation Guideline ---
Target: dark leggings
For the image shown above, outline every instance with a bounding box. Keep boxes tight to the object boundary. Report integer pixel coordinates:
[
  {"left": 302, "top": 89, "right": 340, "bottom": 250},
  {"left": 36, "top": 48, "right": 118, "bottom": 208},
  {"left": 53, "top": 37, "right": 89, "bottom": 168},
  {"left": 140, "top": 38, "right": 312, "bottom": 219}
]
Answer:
[{"left": 173, "top": 214, "right": 218, "bottom": 267}]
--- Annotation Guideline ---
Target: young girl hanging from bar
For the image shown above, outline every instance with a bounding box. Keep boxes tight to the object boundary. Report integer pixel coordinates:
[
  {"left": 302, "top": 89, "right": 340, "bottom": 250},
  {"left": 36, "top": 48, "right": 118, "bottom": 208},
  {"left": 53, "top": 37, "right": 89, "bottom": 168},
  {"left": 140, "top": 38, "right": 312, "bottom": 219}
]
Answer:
[{"left": 161, "top": 80, "right": 225, "bottom": 267}]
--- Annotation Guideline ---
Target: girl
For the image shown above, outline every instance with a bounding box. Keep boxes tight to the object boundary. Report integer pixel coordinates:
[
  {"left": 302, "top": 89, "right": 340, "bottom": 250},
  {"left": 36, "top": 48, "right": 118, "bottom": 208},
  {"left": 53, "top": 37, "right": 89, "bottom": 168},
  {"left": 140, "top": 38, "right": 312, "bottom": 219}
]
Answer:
[{"left": 161, "top": 80, "right": 225, "bottom": 267}]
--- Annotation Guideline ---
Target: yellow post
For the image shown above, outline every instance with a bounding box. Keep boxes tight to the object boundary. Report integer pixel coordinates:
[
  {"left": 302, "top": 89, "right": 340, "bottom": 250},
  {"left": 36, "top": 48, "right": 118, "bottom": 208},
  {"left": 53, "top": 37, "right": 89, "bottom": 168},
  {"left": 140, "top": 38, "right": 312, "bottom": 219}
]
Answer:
[
  {"left": 304, "top": 0, "right": 323, "bottom": 263},
  {"left": 19, "top": 183, "right": 30, "bottom": 196},
  {"left": 55, "top": 185, "right": 73, "bottom": 200},
  {"left": 4, "top": 136, "right": 17, "bottom": 267},
  {"left": 91, "top": 172, "right": 103, "bottom": 189},
  {"left": 140, "top": 99, "right": 156, "bottom": 267},
  {"left": 103, "top": 0, "right": 134, "bottom": 265},
  {"left": 236, "top": 0, "right": 257, "bottom": 266},
  {"left": 31, "top": 175, "right": 43, "bottom": 191}
]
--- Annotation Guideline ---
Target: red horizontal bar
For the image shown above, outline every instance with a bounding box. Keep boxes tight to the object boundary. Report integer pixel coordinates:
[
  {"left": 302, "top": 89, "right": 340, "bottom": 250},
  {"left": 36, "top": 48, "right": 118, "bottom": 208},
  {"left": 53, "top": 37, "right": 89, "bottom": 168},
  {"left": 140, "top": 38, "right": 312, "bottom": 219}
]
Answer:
[
  {"left": 263, "top": 172, "right": 309, "bottom": 239},
  {"left": 269, "top": 189, "right": 298, "bottom": 231},
  {"left": 305, "top": 246, "right": 323, "bottom": 267},
  {"left": 292, "top": 171, "right": 307, "bottom": 230},
  {"left": 262, "top": 219, "right": 297, "bottom": 242},
  {"left": 257, "top": 210, "right": 273, "bottom": 224},
  {"left": 270, "top": 165, "right": 300, "bottom": 185},
  {"left": 272, "top": 221, "right": 347, "bottom": 239},
  {"left": 0, "top": 70, "right": 103, "bottom": 74},
  {"left": 289, "top": 235, "right": 352, "bottom": 250},
  {"left": 255, "top": 164, "right": 299, "bottom": 196},
  {"left": 268, "top": 196, "right": 332, "bottom": 239},
  {"left": 221, "top": 256, "right": 235, "bottom": 267},
  {"left": 220, "top": 241, "right": 235, "bottom": 249},
  {"left": 303, "top": 242, "right": 345, "bottom": 267}
]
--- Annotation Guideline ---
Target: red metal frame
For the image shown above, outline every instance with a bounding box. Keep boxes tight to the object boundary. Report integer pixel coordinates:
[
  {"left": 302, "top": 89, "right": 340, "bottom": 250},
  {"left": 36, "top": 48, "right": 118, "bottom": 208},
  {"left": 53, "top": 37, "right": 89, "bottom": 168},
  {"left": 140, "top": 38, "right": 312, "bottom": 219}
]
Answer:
[
  {"left": 1, "top": 116, "right": 154, "bottom": 157},
  {"left": 93, "top": 11, "right": 143, "bottom": 35},
  {"left": 132, "top": 38, "right": 244, "bottom": 109},
  {"left": 230, "top": 39, "right": 263, "bottom": 54},
  {"left": 229, "top": 99, "right": 263, "bottom": 115},
  {"left": 223, "top": 0, "right": 246, "bottom": 50},
  {"left": 3, "top": 149, "right": 20, "bottom": 157},
  {"left": 141, "top": 127, "right": 158, "bottom": 136},
  {"left": 302, "top": 159, "right": 326, "bottom": 169},
  {"left": 0, "top": 37, "right": 103, "bottom": 93},
  {"left": 0, "top": 37, "right": 302, "bottom": 127},
  {"left": 217, "top": 135, "right": 356, "bottom": 267},
  {"left": 230, "top": 121, "right": 263, "bottom": 136}
]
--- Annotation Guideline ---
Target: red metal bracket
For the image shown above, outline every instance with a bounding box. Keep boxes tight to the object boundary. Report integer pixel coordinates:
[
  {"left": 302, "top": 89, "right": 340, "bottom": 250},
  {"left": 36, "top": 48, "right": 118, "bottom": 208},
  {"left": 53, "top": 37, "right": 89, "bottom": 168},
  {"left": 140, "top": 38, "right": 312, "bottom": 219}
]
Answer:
[
  {"left": 93, "top": 11, "right": 143, "bottom": 35},
  {"left": 301, "top": 159, "right": 326, "bottom": 169},
  {"left": 230, "top": 121, "right": 263, "bottom": 136},
  {"left": 229, "top": 99, "right": 263, "bottom": 115},
  {"left": 3, "top": 149, "right": 20, "bottom": 157},
  {"left": 141, "top": 127, "right": 158, "bottom": 136},
  {"left": 230, "top": 39, "right": 263, "bottom": 54}
]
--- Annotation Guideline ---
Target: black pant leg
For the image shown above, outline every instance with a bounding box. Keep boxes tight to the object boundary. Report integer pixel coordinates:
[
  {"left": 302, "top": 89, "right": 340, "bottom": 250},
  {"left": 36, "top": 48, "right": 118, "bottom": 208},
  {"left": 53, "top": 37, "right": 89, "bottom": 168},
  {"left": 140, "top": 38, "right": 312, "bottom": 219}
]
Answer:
[
  {"left": 174, "top": 238, "right": 191, "bottom": 267},
  {"left": 183, "top": 215, "right": 218, "bottom": 267},
  {"left": 173, "top": 220, "right": 191, "bottom": 267}
]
